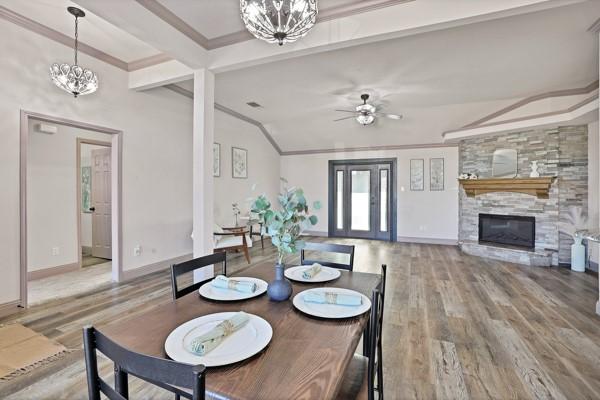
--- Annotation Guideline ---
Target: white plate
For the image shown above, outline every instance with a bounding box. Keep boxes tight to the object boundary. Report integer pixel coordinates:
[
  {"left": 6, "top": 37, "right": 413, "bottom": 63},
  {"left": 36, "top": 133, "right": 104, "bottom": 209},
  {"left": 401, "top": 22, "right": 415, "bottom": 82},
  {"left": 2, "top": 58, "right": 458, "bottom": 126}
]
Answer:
[
  {"left": 198, "top": 277, "right": 267, "bottom": 301},
  {"left": 284, "top": 265, "right": 341, "bottom": 283},
  {"left": 165, "top": 312, "right": 272, "bottom": 367},
  {"left": 293, "top": 288, "right": 371, "bottom": 319}
]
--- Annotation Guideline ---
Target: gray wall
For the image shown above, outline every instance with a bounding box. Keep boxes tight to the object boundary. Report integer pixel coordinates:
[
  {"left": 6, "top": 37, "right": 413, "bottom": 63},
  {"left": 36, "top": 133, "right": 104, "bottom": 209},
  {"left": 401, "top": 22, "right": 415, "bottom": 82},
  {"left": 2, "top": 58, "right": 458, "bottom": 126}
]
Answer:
[{"left": 459, "top": 126, "right": 588, "bottom": 265}]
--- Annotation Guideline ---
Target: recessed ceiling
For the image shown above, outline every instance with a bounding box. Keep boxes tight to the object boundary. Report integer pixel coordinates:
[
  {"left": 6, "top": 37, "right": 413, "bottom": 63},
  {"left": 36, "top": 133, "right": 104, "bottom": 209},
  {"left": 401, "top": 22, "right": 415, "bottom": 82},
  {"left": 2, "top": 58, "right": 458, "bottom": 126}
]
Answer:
[
  {"left": 0, "top": 0, "right": 161, "bottom": 62},
  {"left": 157, "top": 0, "right": 381, "bottom": 40},
  {"left": 209, "top": 1, "right": 599, "bottom": 152}
]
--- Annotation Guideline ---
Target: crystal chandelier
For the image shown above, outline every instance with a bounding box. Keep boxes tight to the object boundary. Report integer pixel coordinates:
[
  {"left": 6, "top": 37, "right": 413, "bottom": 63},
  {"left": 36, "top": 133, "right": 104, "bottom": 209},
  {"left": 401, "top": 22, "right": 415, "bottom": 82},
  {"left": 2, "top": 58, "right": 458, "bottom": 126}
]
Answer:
[
  {"left": 240, "top": 0, "right": 318, "bottom": 46},
  {"left": 50, "top": 7, "right": 98, "bottom": 98}
]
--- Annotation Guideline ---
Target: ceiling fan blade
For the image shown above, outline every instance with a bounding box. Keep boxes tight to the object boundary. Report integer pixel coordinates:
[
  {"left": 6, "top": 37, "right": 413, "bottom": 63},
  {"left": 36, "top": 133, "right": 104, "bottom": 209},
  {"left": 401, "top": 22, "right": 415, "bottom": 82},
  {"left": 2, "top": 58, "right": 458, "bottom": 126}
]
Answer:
[
  {"left": 375, "top": 112, "right": 403, "bottom": 120},
  {"left": 333, "top": 116, "right": 356, "bottom": 122},
  {"left": 334, "top": 109, "right": 356, "bottom": 113}
]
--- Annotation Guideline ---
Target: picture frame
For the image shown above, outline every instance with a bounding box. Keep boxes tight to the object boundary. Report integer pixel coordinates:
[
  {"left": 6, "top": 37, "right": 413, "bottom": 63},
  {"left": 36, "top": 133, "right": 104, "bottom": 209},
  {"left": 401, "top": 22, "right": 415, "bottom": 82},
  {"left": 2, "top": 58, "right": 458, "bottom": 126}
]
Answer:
[
  {"left": 410, "top": 159, "right": 424, "bottom": 191},
  {"left": 232, "top": 147, "right": 248, "bottom": 179},
  {"left": 213, "top": 143, "right": 221, "bottom": 177},
  {"left": 430, "top": 158, "right": 444, "bottom": 191}
]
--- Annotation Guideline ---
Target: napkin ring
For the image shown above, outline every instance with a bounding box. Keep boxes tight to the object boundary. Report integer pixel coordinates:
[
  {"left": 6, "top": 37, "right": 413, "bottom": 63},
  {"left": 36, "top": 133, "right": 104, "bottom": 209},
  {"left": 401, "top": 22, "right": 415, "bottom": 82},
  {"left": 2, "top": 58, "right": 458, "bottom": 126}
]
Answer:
[
  {"left": 227, "top": 280, "right": 239, "bottom": 290},
  {"left": 325, "top": 293, "right": 338, "bottom": 304},
  {"left": 219, "top": 320, "right": 235, "bottom": 336}
]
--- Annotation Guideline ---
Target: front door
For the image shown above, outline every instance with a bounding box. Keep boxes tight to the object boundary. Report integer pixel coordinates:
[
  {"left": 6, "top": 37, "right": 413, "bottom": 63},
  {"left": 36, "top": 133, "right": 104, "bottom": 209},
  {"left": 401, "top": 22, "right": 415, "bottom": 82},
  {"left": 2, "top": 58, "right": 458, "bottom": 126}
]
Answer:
[
  {"left": 329, "top": 159, "right": 396, "bottom": 241},
  {"left": 91, "top": 148, "right": 112, "bottom": 259}
]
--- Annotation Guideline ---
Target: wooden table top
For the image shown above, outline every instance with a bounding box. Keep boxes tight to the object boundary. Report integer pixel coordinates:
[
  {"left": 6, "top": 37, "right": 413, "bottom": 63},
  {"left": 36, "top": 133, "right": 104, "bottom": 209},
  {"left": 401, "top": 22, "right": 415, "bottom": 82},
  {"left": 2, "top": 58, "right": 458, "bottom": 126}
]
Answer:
[{"left": 102, "top": 262, "right": 381, "bottom": 400}]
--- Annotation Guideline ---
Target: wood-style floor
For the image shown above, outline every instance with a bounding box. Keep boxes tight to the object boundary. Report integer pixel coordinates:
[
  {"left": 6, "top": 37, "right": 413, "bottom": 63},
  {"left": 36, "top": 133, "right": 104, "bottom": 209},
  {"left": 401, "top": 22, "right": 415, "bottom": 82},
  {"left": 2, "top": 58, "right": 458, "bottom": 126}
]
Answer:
[{"left": 1, "top": 238, "right": 599, "bottom": 399}]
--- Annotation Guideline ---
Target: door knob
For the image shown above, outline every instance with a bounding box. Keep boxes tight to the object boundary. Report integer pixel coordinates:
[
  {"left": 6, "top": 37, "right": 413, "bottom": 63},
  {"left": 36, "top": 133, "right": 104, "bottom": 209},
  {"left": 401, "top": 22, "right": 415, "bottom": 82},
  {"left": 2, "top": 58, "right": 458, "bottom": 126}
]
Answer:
[{"left": 89, "top": 207, "right": 96, "bottom": 212}]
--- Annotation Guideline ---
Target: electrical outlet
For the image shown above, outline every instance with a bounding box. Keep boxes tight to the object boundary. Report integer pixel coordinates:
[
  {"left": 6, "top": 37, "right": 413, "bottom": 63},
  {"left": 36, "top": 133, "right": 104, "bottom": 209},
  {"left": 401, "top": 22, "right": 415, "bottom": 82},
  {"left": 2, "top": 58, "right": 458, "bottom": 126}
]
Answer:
[
  {"left": 133, "top": 246, "right": 142, "bottom": 256},
  {"left": 51, "top": 247, "right": 60, "bottom": 256}
]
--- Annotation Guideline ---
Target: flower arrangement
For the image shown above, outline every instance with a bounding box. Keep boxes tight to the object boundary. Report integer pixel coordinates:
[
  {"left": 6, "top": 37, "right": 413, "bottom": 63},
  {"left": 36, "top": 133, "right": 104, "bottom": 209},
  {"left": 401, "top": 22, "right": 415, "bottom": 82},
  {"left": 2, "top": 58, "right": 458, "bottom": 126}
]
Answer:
[
  {"left": 251, "top": 179, "right": 321, "bottom": 265},
  {"left": 232, "top": 202, "right": 241, "bottom": 226}
]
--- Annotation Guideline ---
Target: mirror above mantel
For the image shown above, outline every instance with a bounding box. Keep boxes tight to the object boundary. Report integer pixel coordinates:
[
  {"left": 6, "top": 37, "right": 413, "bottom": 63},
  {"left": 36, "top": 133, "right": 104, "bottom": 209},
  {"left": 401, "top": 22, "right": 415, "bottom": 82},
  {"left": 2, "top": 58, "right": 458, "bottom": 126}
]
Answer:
[{"left": 458, "top": 177, "right": 556, "bottom": 198}]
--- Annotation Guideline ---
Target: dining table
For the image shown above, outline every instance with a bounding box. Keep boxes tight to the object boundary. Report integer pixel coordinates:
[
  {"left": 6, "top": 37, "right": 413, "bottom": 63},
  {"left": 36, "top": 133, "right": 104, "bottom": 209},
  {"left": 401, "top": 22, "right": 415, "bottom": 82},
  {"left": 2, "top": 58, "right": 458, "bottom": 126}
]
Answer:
[{"left": 101, "top": 261, "right": 382, "bottom": 400}]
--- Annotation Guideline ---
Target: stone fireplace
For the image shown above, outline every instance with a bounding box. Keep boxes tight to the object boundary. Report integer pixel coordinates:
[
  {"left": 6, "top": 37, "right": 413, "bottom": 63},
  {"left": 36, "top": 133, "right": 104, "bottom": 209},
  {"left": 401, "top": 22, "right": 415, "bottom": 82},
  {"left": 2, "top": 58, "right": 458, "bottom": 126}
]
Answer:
[{"left": 458, "top": 126, "right": 588, "bottom": 266}]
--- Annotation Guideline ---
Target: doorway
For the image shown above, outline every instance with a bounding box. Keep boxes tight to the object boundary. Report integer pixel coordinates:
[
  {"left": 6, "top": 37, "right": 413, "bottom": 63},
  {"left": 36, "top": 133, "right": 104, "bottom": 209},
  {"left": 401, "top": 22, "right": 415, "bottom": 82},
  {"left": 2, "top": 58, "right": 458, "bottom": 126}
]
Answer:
[
  {"left": 20, "top": 111, "right": 123, "bottom": 308},
  {"left": 328, "top": 158, "right": 397, "bottom": 241},
  {"left": 78, "top": 139, "right": 112, "bottom": 268}
]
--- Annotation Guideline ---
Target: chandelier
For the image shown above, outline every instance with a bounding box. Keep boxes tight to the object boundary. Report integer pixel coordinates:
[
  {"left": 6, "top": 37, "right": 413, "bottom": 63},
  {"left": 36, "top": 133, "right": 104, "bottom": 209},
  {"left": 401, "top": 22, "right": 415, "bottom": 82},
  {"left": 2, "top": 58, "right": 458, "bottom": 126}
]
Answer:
[
  {"left": 240, "top": 0, "right": 318, "bottom": 46},
  {"left": 49, "top": 7, "right": 98, "bottom": 98}
]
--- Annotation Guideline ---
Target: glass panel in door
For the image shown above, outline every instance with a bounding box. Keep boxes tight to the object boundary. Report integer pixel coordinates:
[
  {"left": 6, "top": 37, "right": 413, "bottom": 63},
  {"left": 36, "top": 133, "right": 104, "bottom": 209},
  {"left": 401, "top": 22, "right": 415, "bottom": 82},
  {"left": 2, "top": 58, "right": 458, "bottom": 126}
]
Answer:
[
  {"left": 380, "top": 169, "right": 388, "bottom": 232},
  {"left": 336, "top": 170, "right": 344, "bottom": 230},
  {"left": 350, "top": 170, "right": 371, "bottom": 231}
]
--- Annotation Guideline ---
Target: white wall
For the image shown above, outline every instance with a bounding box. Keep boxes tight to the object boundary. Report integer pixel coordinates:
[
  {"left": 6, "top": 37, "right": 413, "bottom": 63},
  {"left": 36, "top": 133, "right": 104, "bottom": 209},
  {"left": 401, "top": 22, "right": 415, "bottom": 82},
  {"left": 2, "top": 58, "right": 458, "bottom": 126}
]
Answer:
[
  {"left": 588, "top": 120, "right": 599, "bottom": 266},
  {"left": 213, "top": 111, "right": 280, "bottom": 226},
  {"left": 27, "top": 122, "right": 111, "bottom": 272},
  {"left": 281, "top": 147, "right": 459, "bottom": 242},
  {"left": 0, "top": 19, "right": 193, "bottom": 304},
  {"left": 80, "top": 143, "right": 107, "bottom": 250}
]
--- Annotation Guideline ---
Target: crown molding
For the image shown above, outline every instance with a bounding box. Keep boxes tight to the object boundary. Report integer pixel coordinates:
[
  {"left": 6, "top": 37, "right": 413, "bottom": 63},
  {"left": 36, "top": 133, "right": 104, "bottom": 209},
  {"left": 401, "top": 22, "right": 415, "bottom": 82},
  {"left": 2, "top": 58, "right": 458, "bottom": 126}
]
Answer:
[
  {"left": 165, "top": 84, "right": 283, "bottom": 155},
  {"left": 0, "top": 5, "right": 128, "bottom": 70},
  {"left": 127, "top": 53, "right": 174, "bottom": 71},
  {"left": 0, "top": 4, "right": 171, "bottom": 72},
  {"left": 165, "top": 84, "right": 457, "bottom": 156},
  {"left": 460, "top": 80, "right": 599, "bottom": 129},
  {"left": 135, "top": 0, "right": 211, "bottom": 48},
  {"left": 141, "top": 0, "right": 415, "bottom": 50},
  {"left": 280, "top": 142, "right": 457, "bottom": 156},
  {"left": 588, "top": 17, "right": 600, "bottom": 33}
]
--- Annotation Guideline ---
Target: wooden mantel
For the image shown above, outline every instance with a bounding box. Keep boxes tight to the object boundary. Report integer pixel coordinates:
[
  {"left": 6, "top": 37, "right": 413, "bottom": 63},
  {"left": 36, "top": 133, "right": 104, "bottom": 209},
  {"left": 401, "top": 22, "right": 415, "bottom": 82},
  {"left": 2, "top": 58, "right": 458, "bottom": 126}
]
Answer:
[{"left": 459, "top": 177, "right": 556, "bottom": 198}]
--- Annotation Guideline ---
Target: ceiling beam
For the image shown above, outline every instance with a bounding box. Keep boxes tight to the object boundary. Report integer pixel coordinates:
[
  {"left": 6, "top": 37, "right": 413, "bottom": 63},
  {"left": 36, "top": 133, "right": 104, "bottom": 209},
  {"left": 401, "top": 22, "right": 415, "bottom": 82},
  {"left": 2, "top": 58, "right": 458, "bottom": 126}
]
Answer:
[{"left": 73, "top": 0, "right": 208, "bottom": 68}]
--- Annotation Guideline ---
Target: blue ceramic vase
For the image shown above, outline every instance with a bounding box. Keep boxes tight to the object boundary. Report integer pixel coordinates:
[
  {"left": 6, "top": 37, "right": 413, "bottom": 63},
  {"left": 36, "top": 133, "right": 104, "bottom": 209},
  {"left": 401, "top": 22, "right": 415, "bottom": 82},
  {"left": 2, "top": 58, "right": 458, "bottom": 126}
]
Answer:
[{"left": 267, "top": 263, "right": 292, "bottom": 301}]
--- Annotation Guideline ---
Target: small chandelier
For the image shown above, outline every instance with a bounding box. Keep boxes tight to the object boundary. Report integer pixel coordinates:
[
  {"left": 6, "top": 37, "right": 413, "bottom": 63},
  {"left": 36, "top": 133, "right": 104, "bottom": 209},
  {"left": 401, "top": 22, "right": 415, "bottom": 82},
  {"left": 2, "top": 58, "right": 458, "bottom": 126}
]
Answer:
[
  {"left": 50, "top": 7, "right": 98, "bottom": 98},
  {"left": 240, "top": 0, "right": 318, "bottom": 46}
]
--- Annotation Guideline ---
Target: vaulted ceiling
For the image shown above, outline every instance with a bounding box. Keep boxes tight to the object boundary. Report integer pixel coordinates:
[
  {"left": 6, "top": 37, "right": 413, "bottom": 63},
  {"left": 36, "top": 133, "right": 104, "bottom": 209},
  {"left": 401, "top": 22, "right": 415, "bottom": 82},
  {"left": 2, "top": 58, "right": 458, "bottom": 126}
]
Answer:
[{"left": 1, "top": 0, "right": 598, "bottom": 152}]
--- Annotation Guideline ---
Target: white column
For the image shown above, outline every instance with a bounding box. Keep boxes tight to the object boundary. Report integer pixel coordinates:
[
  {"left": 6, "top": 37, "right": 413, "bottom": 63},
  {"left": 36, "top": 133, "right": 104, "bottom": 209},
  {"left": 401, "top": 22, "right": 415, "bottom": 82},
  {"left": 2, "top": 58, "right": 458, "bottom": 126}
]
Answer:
[
  {"left": 597, "top": 32, "right": 600, "bottom": 316},
  {"left": 193, "top": 69, "right": 215, "bottom": 282}
]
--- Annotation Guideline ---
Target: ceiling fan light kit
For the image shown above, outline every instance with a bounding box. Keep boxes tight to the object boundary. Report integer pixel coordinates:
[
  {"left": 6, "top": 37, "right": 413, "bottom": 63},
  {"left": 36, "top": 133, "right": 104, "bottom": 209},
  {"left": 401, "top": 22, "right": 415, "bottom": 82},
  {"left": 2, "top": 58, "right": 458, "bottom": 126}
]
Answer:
[
  {"left": 335, "top": 93, "right": 402, "bottom": 126},
  {"left": 49, "top": 7, "right": 98, "bottom": 98},
  {"left": 240, "top": 0, "right": 318, "bottom": 46}
]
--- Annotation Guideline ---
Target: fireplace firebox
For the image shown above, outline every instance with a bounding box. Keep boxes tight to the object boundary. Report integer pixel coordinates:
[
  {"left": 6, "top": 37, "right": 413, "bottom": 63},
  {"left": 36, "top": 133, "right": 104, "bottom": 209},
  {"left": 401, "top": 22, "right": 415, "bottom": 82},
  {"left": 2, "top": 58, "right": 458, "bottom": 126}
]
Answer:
[{"left": 478, "top": 214, "right": 535, "bottom": 249}]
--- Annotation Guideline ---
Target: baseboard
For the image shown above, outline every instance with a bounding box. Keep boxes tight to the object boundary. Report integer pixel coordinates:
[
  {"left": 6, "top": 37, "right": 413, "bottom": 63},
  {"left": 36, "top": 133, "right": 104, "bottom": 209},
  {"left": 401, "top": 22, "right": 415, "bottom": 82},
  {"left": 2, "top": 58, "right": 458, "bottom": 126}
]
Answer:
[
  {"left": 121, "top": 253, "right": 193, "bottom": 282},
  {"left": 302, "top": 230, "right": 329, "bottom": 237},
  {"left": 397, "top": 236, "right": 458, "bottom": 246},
  {"left": 27, "top": 262, "right": 79, "bottom": 281},
  {"left": 0, "top": 300, "right": 22, "bottom": 318}
]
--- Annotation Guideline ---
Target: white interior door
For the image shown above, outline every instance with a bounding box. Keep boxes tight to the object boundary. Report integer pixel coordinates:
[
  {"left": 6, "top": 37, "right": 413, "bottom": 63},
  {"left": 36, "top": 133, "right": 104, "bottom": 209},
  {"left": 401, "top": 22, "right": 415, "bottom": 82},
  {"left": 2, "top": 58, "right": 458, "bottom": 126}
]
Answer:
[{"left": 91, "top": 148, "right": 112, "bottom": 259}]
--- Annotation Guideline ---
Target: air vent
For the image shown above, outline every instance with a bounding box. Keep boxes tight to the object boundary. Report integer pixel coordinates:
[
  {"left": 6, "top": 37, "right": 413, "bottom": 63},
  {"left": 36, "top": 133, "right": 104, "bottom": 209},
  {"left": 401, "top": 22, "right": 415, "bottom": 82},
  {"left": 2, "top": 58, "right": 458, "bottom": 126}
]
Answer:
[{"left": 246, "top": 101, "right": 262, "bottom": 108}]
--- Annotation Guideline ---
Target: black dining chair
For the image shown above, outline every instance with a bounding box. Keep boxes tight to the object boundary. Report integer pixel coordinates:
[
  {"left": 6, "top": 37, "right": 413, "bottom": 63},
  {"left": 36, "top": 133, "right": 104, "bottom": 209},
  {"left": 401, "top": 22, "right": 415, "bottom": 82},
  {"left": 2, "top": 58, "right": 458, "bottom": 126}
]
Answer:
[
  {"left": 337, "top": 285, "right": 385, "bottom": 400},
  {"left": 171, "top": 252, "right": 227, "bottom": 300},
  {"left": 83, "top": 326, "right": 206, "bottom": 400},
  {"left": 363, "top": 264, "right": 387, "bottom": 360},
  {"left": 300, "top": 242, "right": 355, "bottom": 271}
]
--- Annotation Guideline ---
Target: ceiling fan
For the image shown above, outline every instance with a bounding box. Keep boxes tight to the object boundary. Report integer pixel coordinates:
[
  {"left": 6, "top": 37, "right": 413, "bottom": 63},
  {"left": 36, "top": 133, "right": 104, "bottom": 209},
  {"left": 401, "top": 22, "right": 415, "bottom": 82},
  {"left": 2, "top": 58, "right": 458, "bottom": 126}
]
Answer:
[{"left": 334, "top": 94, "right": 402, "bottom": 125}]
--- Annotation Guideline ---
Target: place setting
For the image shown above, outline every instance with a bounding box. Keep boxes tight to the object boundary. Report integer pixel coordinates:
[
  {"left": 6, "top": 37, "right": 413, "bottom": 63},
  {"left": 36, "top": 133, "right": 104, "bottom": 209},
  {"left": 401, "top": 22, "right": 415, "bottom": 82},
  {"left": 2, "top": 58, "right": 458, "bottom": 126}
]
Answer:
[
  {"left": 284, "top": 262, "right": 341, "bottom": 283},
  {"left": 198, "top": 275, "right": 268, "bottom": 301},
  {"left": 165, "top": 310, "right": 272, "bottom": 367},
  {"left": 293, "top": 286, "right": 371, "bottom": 319}
]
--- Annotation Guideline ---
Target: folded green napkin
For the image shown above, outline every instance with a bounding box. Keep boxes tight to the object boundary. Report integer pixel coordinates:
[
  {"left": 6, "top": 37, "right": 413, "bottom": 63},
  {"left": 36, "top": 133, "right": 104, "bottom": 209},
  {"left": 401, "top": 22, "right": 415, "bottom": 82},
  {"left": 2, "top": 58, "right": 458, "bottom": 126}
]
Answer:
[
  {"left": 188, "top": 312, "right": 249, "bottom": 355},
  {"left": 303, "top": 291, "right": 362, "bottom": 306},
  {"left": 211, "top": 275, "right": 257, "bottom": 293},
  {"left": 302, "top": 263, "right": 322, "bottom": 279}
]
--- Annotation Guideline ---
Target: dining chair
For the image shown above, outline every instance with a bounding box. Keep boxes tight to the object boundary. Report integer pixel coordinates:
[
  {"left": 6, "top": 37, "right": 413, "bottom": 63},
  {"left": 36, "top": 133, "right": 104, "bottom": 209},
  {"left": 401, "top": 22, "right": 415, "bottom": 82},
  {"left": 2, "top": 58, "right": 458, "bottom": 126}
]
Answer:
[
  {"left": 300, "top": 242, "right": 355, "bottom": 271},
  {"left": 363, "top": 264, "right": 387, "bottom": 361},
  {"left": 337, "top": 285, "right": 384, "bottom": 400},
  {"left": 83, "top": 326, "right": 206, "bottom": 400},
  {"left": 171, "top": 252, "right": 227, "bottom": 300}
]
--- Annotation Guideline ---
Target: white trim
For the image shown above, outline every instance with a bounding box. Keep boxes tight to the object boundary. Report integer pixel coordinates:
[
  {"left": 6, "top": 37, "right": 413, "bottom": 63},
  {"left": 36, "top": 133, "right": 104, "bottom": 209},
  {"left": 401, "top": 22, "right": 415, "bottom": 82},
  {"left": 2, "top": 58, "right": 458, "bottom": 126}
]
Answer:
[
  {"left": 121, "top": 253, "right": 193, "bottom": 282},
  {"left": 443, "top": 96, "right": 599, "bottom": 142},
  {"left": 27, "top": 262, "right": 80, "bottom": 281},
  {"left": 596, "top": 300, "right": 600, "bottom": 316},
  {"left": 397, "top": 236, "right": 458, "bottom": 245}
]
